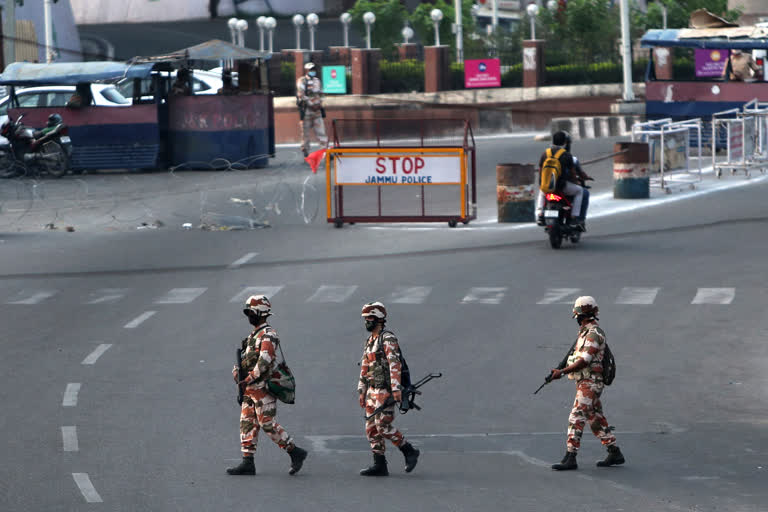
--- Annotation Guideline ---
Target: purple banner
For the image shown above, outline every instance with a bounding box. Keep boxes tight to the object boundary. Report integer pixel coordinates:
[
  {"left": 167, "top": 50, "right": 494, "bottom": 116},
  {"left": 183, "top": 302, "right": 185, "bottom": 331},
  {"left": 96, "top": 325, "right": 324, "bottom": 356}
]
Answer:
[
  {"left": 465, "top": 59, "right": 501, "bottom": 89},
  {"left": 695, "top": 49, "right": 728, "bottom": 78}
]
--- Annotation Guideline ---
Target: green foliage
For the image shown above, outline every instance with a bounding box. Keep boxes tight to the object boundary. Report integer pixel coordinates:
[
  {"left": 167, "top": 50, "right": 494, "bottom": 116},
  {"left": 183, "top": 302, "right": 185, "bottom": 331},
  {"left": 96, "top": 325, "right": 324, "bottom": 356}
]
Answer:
[
  {"left": 409, "top": 0, "right": 475, "bottom": 50},
  {"left": 280, "top": 61, "right": 296, "bottom": 95},
  {"left": 379, "top": 59, "right": 424, "bottom": 93},
  {"left": 349, "top": 0, "right": 408, "bottom": 54},
  {"left": 633, "top": 0, "right": 742, "bottom": 31}
]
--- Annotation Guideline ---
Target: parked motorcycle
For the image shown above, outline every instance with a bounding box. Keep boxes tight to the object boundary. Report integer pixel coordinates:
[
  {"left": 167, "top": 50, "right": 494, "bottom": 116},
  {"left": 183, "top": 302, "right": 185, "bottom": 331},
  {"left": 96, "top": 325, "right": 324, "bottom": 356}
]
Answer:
[{"left": 0, "top": 113, "right": 70, "bottom": 178}]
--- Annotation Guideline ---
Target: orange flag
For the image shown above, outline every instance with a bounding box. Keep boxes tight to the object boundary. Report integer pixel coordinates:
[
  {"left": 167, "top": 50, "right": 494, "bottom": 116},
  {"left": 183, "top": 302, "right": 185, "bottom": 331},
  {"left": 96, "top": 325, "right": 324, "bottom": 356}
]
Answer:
[{"left": 305, "top": 149, "right": 326, "bottom": 173}]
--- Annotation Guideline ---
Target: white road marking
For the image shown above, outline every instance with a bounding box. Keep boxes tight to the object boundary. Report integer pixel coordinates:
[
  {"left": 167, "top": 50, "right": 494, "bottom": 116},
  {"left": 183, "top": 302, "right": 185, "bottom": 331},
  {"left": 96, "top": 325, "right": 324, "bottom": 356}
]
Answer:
[
  {"left": 7, "top": 290, "right": 57, "bottom": 304},
  {"left": 63, "top": 383, "right": 81, "bottom": 407},
  {"left": 154, "top": 287, "right": 207, "bottom": 304},
  {"left": 461, "top": 287, "right": 507, "bottom": 304},
  {"left": 85, "top": 288, "right": 129, "bottom": 304},
  {"left": 62, "top": 426, "right": 78, "bottom": 452},
  {"left": 388, "top": 286, "right": 432, "bottom": 304},
  {"left": 537, "top": 288, "right": 581, "bottom": 304},
  {"left": 72, "top": 473, "right": 103, "bottom": 503},
  {"left": 229, "top": 286, "right": 284, "bottom": 303},
  {"left": 307, "top": 285, "right": 358, "bottom": 303},
  {"left": 691, "top": 288, "right": 735, "bottom": 304},
  {"left": 616, "top": 287, "right": 660, "bottom": 305},
  {"left": 124, "top": 311, "right": 156, "bottom": 329},
  {"left": 228, "top": 252, "right": 259, "bottom": 269},
  {"left": 81, "top": 344, "right": 112, "bottom": 365}
]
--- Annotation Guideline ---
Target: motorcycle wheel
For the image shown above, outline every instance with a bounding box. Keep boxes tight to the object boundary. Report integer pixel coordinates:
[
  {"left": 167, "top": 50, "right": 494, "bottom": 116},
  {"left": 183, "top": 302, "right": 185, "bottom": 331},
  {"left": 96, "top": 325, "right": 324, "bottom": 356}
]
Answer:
[
  {"left": 570, "top": 232, "right": 581, "bottom": 244},
  {"left": 43, "top": 141, "right": 68, "bottom": 178},
  {"left": 548, "top": 225, "right": 563, "bottom": 249}
]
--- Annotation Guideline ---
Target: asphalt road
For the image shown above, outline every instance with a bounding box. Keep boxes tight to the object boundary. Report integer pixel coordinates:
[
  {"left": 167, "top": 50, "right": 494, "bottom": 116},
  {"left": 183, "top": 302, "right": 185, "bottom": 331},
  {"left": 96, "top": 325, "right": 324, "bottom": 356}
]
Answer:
[{"left": 1, "top": 135, "right": 767, "bottom": 511}]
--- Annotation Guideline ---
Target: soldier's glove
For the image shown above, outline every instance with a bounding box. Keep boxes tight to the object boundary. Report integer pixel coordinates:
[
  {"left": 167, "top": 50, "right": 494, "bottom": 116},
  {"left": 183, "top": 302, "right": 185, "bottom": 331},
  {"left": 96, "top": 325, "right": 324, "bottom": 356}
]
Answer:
[{"left": 392, "top": 390, "right": 402, "bottom": 403}]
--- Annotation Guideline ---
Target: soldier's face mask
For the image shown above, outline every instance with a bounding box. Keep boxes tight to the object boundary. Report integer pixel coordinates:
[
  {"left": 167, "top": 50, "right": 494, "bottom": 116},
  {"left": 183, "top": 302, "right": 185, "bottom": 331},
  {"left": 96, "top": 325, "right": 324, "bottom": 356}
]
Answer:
[
  {"left": 308, "top": 71, "right": 317, "bottom": 77},
  {"left": 364, "top": 316, "right": 377, "bottom": 332},
  {"left": 247, "top": 311, "right": 262, "bottom": 326}
]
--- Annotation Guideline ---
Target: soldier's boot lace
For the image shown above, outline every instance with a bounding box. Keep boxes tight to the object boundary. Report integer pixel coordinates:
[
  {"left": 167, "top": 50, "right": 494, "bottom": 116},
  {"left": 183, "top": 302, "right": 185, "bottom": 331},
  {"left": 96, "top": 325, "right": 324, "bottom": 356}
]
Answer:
[
  {"left": 359, "top": 454, "right": 389, "bottom": 476},
  {"left": 226, "top": 455, "right": 255, "bottom": 475},
  {"left": 596, "top": 445, "right": 625, "bottom": 467},
  {"left": 288, "top": 445, "right": 308, "bottom": 476},
  {"left": 551, "top": 451, "right": 578, "bottom": 471},
  {"left": 399, "top": 442, "right": 420, "bottom": 473}
]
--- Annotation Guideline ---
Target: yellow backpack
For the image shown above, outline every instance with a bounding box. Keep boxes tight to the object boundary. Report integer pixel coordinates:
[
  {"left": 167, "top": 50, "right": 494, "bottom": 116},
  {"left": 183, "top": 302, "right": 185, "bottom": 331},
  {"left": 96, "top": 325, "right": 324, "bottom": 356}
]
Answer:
[{"left": 540, "top": 148, "right": 566, "bottom": 193}]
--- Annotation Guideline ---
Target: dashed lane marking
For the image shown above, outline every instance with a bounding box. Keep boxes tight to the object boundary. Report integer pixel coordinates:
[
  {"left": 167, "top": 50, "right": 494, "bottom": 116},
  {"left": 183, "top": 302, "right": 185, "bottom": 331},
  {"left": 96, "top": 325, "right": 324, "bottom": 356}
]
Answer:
[
  {"left": 6, "top": 290, "right": 57, "bottom": 304},
  {"left": 81, "top": 344, "right": 112, "bottom": 365},
  {"left": 62, "top": 426, "right": 78, "bottom": 452},
  {"left": 387, "top": 286, "right": 432, "bottom": 304},
  {"left": 72, "top": 473, "right": 102, "bottom": 503},
  {"left": 691, "top": 288, "right": 735, "bottom": 304},
  {"left": 307, "top": 285, "right": 358, "bottom": 303},
  {"left": 461, "top": 287, "right": 507, "bottom": 304},
  {"left": 229, "top": 286, "right": 284, "bottom": 303},
  {"left": 63, "top": 383, "right": 81, "bottom": 407},
  {"left": 536, "top": 288, "right": 581, "bottom": 305},
  {"left": 153, "top": 287, "right": 207, "bottom": 304},
  {"left": 85, "top": 288, "right": 129, "bottom": 304},
  {"left": 228, "top": 252, "right": 259, "bottom": 269},
  {"left": 616, "top": 287, "right": 660, "bottom": 305},
  {"left": 124, "top": 311, "right": 156, "bottom": 329}
]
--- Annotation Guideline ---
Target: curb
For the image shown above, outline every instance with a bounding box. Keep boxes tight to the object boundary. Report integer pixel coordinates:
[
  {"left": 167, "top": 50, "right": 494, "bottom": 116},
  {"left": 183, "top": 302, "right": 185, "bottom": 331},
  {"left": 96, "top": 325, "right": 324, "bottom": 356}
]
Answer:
[{"left": 550, "top": 115, "right": 643, "bottom": 140}]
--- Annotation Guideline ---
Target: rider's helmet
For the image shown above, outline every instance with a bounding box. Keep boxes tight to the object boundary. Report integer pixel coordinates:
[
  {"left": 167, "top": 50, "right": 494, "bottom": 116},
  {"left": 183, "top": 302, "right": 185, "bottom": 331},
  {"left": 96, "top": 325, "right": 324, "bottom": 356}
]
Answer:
[
  {"left": 361, "top": 301, "right": 387, "bottom": 320},
  {"left": 552, "top": 130, "right": 572, "bottom": 152},
  {"left": 243, "top": 294, "right": 272, "bottom": 317},
  {"left": 572, "top": 296, "right": 598, "bottom": 319},
  {"left": 47, "top": 113, "right": 63, "bottom": 128}
]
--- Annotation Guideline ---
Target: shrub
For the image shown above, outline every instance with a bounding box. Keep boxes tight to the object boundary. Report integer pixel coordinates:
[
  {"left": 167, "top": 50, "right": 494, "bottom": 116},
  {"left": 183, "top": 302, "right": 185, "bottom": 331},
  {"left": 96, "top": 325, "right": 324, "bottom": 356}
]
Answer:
[{"left": 380, "top": 59, "right": 424, "bottom": 93}]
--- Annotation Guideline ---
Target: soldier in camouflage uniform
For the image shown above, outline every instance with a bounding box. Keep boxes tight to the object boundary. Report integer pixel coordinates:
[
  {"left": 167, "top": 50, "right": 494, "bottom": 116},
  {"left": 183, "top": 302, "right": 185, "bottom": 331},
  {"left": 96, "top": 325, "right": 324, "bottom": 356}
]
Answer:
[
  {"left": 296, "top": 62, "right": 328, "bottom": 157},
  {"left": 549, "top": 296, "right": 626, "bottom": 471},
  {"left": 227, "top": 295, "right": 308, "bottom": 476},
  {"left": 358, "top": 302, "right": 420, "bottom": 476}
]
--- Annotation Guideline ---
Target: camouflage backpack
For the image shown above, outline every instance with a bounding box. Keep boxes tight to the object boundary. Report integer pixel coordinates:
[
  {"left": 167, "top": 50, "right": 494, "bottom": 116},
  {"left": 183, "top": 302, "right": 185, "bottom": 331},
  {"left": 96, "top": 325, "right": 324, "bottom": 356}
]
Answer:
[{"left": 376, "top": 331, "right": 412, "bottom": 391}]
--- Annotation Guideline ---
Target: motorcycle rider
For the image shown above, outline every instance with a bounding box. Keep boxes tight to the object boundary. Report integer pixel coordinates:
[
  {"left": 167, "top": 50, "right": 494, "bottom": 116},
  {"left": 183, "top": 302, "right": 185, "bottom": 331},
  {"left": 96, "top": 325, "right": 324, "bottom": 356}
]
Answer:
[{"left": 536, "top": 131, "right": 591, "bottom": 230}]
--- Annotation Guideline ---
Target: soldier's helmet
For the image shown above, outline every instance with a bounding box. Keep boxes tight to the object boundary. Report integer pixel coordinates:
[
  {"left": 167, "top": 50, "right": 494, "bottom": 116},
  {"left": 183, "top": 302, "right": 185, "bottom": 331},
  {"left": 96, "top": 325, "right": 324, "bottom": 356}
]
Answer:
[
  {"left": 361, "top": 301, "right": 387, "bottom": 319},
  {"left": 304, "top": 62, "right": 317, "bottom": 72},
  {"left": 244, "top": 295, "right": 272, "bottom": 316},
  {"left": 572, "top": 296, "right": 598, "bottom": 318}
]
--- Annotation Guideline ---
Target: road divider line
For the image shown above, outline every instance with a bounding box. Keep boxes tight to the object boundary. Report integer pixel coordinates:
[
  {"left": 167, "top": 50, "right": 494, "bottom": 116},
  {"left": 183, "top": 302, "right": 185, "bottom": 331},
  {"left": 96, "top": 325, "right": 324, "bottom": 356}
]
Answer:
[
  {"left": 229, "top": 286, "right": 284, "bottom": 303},
  {"left": 72, "top": 473, "right": 103, "bottom": 503},
  {"left": 62, "top": 426, "right": 78, "bottom": 452},
  {"left": 153, "top": 288, "right": 207, "bottom": 304},
  {"left": 228, "top": 252, "right": 259, "bottom": 269},
  {"left": 692, "top": 287, "right": 735, "bottom": 304},
  {"left": 124, "top": 311, "right": 156, "bottom": 329},
  {"left": 63, "top": 383, "right": 81, "bottom": 407},
  {"left": 81, "top": 344, "right": 112, "bottom": 365}
]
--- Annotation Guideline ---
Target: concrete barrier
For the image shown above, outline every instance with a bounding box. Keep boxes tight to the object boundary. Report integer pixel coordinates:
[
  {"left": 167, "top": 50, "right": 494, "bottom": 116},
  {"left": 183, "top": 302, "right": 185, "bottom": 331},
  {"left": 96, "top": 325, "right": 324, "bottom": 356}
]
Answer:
[
  {"left": 613, "top": 142, "right": 650, "bottom": 199},
  {"left": 550, "top": 115, "right": 643, "bottom": 140}
]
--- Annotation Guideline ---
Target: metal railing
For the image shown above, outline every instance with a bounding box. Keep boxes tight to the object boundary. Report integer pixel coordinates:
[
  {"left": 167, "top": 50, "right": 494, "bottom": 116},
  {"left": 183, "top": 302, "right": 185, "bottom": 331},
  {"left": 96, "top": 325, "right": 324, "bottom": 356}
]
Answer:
[{"left": 631, "top": 118, "right": 703, "bottom": 192}]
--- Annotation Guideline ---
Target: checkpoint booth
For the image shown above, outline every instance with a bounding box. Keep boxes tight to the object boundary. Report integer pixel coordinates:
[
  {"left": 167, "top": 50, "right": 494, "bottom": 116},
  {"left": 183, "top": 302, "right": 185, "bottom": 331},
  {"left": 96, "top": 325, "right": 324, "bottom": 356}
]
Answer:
[{"left": 325, "top": 119, "right": 477, "bottom": 227}]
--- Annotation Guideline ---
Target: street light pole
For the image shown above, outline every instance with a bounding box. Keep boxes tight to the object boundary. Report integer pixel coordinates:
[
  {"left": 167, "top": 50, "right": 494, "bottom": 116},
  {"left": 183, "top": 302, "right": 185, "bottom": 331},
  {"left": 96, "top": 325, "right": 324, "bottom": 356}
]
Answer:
[
  {"left": 44, "top": 0, "right": 54, "bottom": 62},
  {"left": 491, "top": 0, "right": 498, "bottom": 32},
  {"left": 340, "top": 13, "right": 351, "bottom": 48},
  {"left": 619, "top": 0, "right": 635, "bottom": 101},
  {"left": 265, "top": 17, "right": 277, "bottom": 53},
  {"left": 454, "top": 0, "right": 463, "bottom": 63},
  {"left": 292, "top": 14, "right": 305, "bottom": 50},
  {"left": 363, "top": 12, "right": 376, "bottom": 50}
]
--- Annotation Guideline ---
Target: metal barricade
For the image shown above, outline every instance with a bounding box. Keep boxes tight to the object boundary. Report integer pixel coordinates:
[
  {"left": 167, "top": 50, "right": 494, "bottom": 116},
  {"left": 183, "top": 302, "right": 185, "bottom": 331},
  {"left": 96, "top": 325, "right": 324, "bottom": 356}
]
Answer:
[
  {"left": 712, "top": 100, "right": 768, "bottom": 178},
  {"left": 631, "top": 118, "right": 703, "bottom": 192}
]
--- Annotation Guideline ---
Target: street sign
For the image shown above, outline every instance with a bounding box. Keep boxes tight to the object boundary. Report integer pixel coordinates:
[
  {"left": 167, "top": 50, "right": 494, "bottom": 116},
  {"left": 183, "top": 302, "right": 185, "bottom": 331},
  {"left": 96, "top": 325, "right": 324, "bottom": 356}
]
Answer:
[{"left": 322, "top": 66, "right": 347, "bottom": 94}]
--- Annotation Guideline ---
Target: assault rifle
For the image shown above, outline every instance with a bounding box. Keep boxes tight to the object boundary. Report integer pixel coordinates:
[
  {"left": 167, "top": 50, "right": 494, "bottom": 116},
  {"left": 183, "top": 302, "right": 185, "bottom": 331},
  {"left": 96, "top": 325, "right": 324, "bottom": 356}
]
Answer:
[
  {"left": 533, "top": 339, "right": 578, "bottom": 395},
  {"left": 365, "top": 372, "right": 442, "bottom": 420},
  {"left": 235, "top": 338, "right": 248, "bottom": 405}
]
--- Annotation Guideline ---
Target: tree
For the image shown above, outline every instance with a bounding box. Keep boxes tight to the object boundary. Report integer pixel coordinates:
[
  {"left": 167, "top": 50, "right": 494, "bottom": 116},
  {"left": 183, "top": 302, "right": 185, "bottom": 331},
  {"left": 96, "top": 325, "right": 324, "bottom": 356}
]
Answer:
[
  {"left": 409, "top": 0, "right": 475, "bottom": 50},
  {"left": 634, "top": 0, "right": 742, "bottom": 31},
  {"left": 349, "top": 0, "right": 409, "bottom": 55},
  {"left": 536, "top": 0, "right": 620, "bottom": 64}
]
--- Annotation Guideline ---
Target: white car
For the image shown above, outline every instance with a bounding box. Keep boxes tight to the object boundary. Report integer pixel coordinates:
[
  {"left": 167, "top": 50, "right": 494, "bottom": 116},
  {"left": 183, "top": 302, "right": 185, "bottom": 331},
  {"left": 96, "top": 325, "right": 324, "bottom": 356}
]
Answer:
[{"left": 116, "top": 69, "right": 224, "bottom": 99}]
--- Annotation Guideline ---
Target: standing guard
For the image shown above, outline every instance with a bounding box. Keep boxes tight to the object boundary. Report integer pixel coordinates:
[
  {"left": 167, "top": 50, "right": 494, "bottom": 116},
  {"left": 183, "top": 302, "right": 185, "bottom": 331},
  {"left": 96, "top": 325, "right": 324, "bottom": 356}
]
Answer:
[
  {"left": 296, "top": 62, "right": 328, "bottom": 157},
  {"left": 358, "top": 302, "right": 420, "bottom": 476},
  {"left": 227, "top": 295, "right": 308, "bottom": 476},
  {"left": 548, "top": 296, "right": 626, "bottom": 471}
]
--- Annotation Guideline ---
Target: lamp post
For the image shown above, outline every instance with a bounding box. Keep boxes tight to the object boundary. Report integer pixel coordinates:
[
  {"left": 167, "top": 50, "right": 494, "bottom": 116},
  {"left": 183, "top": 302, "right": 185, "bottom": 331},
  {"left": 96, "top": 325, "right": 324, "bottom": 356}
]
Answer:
[
  {"left": 307, "top": 13, "right": 319, "bottom": 52},
  {"left": 340, "top": 12, "right": 352, "bottom": 48},
  {"left": 402, "top": 26, "right": 414, "bottom": 44},
  {"left": 227, "top": 17, "right": 239, "bottom": 45},
  {"left": 430, "top": 9, "right": 443, "bottom": 46},
  {"left": 546, "top": 0, "right": 558, "bottom": 11},
  {"left": 265, "top": 17, "right": 277, "bottom": 53},
  {"left": 292, "top": 14, "right": 305, "bottom": 50},
  {"left": 257, "top": 16, "right": 267, "bottom": 52},
  {"left": 619, "top": 0, "right": 634, "bottom": 101},
  {"left": 363, "top": 12, "right": 375, "bottom": 50},
  {"left": 526, "top": 3, "right": 539, "bottom": 40},
  {"left": 236, "top": 19, "right": 248, "bottom": 48},
  {"left": 454, "top": 0, "right": 463, "bottom": 63}
]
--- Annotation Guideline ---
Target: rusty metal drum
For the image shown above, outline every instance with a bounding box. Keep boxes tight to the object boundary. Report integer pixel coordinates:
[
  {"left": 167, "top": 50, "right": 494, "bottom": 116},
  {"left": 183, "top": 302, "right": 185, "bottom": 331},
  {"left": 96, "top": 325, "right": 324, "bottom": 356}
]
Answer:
[
  {"left": 613, "top": 142, "right": 650, "bottom": 199},
  {"left": 496, "top": 163, "right": 536, "bottom": 222}
]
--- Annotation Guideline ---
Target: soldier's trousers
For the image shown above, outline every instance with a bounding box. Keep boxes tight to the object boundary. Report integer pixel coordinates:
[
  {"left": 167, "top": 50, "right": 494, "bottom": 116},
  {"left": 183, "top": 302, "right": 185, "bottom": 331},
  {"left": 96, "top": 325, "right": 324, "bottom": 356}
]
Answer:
[
  {"left": 240, "top": 388, "right": 293, "bottom": 455},
  {"left": 364, "top": 387, "right": 404, "bottom": 455},
  {"left": 300, "top": 112, "right": 328, "bottom": 152},
  {"left": 566, "top": 379, "right": 616, "bottom": 453}
]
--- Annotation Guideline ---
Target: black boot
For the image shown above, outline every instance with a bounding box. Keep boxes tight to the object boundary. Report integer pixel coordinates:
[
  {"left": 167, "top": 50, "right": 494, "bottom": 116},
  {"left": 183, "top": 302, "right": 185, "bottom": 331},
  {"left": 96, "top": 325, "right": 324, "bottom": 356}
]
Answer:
[
  {"left": 552, "top": 451, "right": 578, "bottom": 471},
  {"left": 288, "top": 445, "right": 308, "bottom": 475},
  {"left": 399, "top": 442, "right": 420, "bottom": 473},
  {"left": 596, "top": 445, "right": 625, "bottom": 467},
  {"left": 226, "top": 455, "right": 255, "bottom": 475},
  {"left": 359, "top": 454, "right": 389, "bottom": 476}
]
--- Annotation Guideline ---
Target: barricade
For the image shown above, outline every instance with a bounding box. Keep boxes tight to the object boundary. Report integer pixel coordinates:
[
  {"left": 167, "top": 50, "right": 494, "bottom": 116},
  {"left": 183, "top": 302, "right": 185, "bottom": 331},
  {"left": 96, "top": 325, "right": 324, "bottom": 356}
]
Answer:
[
  {"left": 713, "top": 100, "right": 768, "bottom": 178},
  {"left": 496, "top": 163, "right": 535, "bottom": 222},
  {"left": 631, "top": 118, "right": 703, "bottom": 192},
  {"left": 613, "top": 142, "right": 649, "bottom": 199},
  {"left": 325, "top": 119, "right": 477, "bottom": 227}
]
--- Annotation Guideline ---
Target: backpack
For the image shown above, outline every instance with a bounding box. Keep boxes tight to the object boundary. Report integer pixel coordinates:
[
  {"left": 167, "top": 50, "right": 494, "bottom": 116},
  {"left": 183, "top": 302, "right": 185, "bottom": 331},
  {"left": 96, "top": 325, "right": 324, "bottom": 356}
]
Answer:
[
  {"left": 540, "top": 147, "right": 567, "bottom": 193},
  {"left": 602, "top": 343, "right": 616, "bottom": 386},
  {"left": 259, "top": 328, "right": 296, "bottom": 404},
  {"left": 376, "top": 331, "right": 412, "bottom": 391}
]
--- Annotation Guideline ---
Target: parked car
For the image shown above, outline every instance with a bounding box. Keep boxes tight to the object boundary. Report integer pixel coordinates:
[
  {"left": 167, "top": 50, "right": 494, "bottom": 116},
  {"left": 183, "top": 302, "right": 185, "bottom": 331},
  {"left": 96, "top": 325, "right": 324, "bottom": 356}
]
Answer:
[{"left": 116, "top": 69, "right": 224, "bottom": 100}]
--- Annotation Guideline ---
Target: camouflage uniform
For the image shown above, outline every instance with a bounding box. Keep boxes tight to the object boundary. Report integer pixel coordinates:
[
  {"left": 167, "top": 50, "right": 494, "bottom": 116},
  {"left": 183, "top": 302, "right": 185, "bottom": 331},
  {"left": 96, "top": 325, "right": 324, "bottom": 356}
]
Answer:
[
  {"left": 358, "top": 331, "right": 405, "bottom": 454},
  {"left": 239, "top": 324, "right": 293, "bottom": 455},
  {"left": 564, "top": 320, "right": 616, "bottom": 453},
  {"left": 296, "top": 75, "right": 328, "bottom": 154}
]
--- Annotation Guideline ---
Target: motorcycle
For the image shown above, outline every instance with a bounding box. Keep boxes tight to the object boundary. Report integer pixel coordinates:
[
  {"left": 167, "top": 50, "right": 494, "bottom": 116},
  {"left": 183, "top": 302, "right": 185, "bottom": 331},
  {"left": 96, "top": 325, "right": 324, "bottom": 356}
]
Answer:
[
  {"left": 0, "top": 113, "right": 70, "bottom": 179},
  {"left": 541, "top": 191, "right": 582, "bottom": 249}
]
